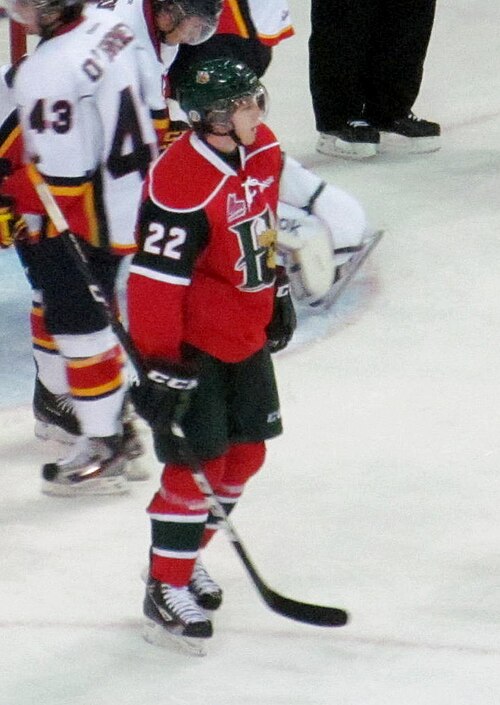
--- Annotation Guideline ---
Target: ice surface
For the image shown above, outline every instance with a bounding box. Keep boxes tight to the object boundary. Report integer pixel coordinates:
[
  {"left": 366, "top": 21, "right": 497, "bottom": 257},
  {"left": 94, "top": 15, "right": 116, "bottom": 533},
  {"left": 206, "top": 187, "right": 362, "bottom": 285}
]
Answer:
[{"left": 1, "top": 2, "right": 499, "bottom": 703}]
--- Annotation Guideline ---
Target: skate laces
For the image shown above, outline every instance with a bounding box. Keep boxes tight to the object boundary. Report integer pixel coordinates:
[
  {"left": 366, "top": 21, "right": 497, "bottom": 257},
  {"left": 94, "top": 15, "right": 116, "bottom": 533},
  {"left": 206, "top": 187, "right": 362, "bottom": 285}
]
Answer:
[
  {"left": 347, "top": 119, "right": 370, "bottom": 128},
  {"left": 54, "top": 393, "right": 75, "bottom": 415},
  {"left": 190, "top": 561, "right": 221, "bottom": 597},
  {"left": 161, "top": 585, "right": 207, "bottom": 624}
]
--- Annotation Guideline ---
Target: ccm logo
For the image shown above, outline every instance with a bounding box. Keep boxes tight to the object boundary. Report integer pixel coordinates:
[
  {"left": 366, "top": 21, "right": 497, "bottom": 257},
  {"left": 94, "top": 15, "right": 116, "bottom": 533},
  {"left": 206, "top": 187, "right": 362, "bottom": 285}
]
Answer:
[{"left": 148, "top": 370, "right": 197, "bottom": 390}]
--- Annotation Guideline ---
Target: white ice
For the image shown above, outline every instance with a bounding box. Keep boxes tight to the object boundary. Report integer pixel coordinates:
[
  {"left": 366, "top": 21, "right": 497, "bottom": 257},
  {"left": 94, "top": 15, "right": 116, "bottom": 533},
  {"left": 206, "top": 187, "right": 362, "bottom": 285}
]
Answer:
[{"left": 1, "top": 1, "right": 499, "bottom": 703}]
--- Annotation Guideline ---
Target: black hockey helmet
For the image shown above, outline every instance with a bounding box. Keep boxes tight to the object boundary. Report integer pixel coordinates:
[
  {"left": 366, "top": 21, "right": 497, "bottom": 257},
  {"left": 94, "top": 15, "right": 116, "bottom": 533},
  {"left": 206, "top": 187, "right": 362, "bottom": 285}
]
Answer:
[
  {"left": 153, "top": 0, "right": 223, "bottom": 45},
  {"left": 177, "top": 57, "right": 268, "bottom": 134}
]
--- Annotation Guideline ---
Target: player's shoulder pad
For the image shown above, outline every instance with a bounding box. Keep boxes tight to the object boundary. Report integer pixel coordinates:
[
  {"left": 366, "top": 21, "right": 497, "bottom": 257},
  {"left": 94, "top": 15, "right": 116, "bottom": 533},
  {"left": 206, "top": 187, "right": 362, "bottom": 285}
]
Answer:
[{"left": 147, "top": 133, "right": 235, "bottom": 212}]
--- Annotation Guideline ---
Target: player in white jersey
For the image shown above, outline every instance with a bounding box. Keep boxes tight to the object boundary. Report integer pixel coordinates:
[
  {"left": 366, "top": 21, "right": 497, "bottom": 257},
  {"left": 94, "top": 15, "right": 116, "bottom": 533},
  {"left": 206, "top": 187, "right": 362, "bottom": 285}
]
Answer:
[
  {"left": 0, "top": 0, "right": 223, "bottom": 485},
  {"left": 0, "top": 0, "right": 163, "bottom": 495}
]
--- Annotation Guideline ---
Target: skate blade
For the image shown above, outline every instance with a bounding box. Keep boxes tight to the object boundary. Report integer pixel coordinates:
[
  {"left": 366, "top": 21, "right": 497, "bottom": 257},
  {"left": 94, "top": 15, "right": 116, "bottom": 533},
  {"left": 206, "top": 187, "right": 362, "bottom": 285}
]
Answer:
[
  {"left": 35, "top": 420, "right": 79, "bottom": 446},
  {"left": 125, "top": 457, "right": 151, "bottom": 482},
  {"left": 41, "top": 474, "right": 129, "bottom": 497},
  {"left": 317, "top": 136, "right": 377, "bottom": 160},
  {"left": 379, "top": 132, "right": 441, "bottom": 154},
  {"left": 142, "top": 618, "right": 208, "bottom": 657},
  {"left": 319, "top": 230, "right": 384, "bottom": 309}
]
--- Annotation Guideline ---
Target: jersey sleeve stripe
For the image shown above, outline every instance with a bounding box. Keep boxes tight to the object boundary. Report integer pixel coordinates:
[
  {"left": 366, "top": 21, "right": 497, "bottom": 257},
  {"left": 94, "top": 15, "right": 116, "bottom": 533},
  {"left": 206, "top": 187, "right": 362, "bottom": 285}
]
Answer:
[
  {"left": 129, "top": 263, "right": 191, "bottom": 286},
  {"left": 257, "top": 26, "right": 295, "bottom": 45},
  {"left": 224, "top": 0, "right": 251, "bottom": 38},
  {"left": 0, "top": 117, "right": 21, "bottom": 159}
]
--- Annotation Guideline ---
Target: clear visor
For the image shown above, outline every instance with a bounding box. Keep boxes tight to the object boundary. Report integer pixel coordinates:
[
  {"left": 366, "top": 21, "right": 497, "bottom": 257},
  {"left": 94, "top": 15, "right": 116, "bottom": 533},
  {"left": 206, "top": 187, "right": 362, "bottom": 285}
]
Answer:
[
  {"left": 165, "top": 2, "right": 218, "bottom": 46},
  {"left": 233, "top": 86, "right": 269, "bottom": 117},
  {"left": 200, "top": 85, "right": 269, "bottom": 135},
  {"left": 210, "top": 86, "right": 269, "bottom": 122}
]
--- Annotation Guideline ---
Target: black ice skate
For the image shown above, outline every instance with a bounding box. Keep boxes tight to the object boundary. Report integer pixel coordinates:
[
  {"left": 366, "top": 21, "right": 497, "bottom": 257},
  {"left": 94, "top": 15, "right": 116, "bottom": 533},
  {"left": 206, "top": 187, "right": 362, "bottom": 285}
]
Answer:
[
  {"left": 33, "top": 378, "right": 80, "bottom": 445},
  {"left": 376, "top": 112, "right": 441, "bottom": 153},
  {"left": 35, "top": 379, "right": 150, "bottom": 481},
  {"left": 143, "top": 576, "right": 213, "bottom": 656},
  {"left": 41, "top": 434, "right": 128, "bottom": 496},
  {"left": 189, "top": 559, "right": 223, "bottom": 611},
  {"left": 317, "top": 120, "right": 380, "bottom": 160}
]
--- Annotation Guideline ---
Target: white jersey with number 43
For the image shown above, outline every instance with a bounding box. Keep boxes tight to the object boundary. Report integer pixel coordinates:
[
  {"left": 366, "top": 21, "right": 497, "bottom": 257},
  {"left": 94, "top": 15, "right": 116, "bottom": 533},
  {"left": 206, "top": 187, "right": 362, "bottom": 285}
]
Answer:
[{"left": 13, "top": 11, "right": 160, "bottom": 252}]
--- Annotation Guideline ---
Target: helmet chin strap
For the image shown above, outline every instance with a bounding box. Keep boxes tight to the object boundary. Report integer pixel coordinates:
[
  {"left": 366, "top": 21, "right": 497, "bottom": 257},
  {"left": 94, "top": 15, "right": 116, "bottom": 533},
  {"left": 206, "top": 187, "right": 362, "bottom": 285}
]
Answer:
[
  {"left": 228, "top": 128, "right": 242, "bottom": 146},
  {"left": 202, "top": 118, "right": 241, "bottom": 148}
]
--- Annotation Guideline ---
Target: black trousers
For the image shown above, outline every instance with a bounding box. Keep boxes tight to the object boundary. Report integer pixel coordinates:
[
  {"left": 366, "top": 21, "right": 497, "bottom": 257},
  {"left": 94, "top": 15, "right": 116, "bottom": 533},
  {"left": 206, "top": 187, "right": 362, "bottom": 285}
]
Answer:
[
  {"left": 309, "top": 0, "right": 437, "bottom": 131},
  {"left": 16, "top": 237, "right": 121, "bottom": 335},
  {"left": 150, "top": 345, "right": 282, "bottom": 462}
]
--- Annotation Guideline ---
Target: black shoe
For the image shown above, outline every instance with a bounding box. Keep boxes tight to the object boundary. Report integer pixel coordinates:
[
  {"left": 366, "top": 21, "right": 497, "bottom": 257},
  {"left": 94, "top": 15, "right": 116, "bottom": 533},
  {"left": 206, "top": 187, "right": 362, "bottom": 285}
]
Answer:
[
  {"left": 374, "top": 112, "right": 441, "bottom": 153},
  {"left": 317, "top": 120, "right": 380, "bottom": 159},
  {"left": 376, "top": 112, "right": 440, "bottom": 138}
]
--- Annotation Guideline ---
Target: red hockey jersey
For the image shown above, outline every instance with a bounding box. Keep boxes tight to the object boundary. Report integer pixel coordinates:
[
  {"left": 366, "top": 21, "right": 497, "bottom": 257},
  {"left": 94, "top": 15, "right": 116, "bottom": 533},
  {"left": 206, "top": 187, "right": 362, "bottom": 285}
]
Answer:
[{"left": 127, "top": 123, "right": 283, "bottom": 363}]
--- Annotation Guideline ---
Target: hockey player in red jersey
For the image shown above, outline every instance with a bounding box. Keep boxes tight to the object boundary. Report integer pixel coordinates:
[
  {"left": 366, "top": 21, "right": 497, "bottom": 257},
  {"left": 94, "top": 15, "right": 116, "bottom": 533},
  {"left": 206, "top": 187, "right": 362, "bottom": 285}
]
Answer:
[
  {"left": 127, "top": 58, "right": 296, "bottom": 651},
  {"left": 128, "top": 57, "right": 365, "bottom": 652}
]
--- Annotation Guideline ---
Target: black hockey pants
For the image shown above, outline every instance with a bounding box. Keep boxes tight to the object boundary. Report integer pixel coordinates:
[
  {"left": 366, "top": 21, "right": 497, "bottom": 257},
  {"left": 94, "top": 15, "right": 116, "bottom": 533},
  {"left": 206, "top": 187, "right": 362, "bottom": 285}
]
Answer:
[{"left": 309, "top": 0, "right": 437, "bottom": 131}]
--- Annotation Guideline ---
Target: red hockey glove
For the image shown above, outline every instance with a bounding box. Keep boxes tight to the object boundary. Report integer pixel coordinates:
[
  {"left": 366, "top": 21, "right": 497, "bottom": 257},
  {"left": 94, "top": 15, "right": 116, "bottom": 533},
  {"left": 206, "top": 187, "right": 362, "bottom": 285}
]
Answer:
[
  {"left": 266, "top": 266, "right": 297, "bottom": 353},
  {"left": 0, "top": 195, "right": 28, "bottom": 249}
]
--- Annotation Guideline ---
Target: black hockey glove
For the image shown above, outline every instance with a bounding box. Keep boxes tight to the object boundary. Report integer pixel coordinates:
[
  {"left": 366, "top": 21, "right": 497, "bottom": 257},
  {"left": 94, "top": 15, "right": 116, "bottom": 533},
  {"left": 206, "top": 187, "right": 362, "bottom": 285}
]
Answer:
[
  {"left": 130, "top": 358, "right": 198, "bottom": 464},
  {"left": 0, "top": 195, "right": 28, "bottom": 249},
  {"left": 266, "top": 266, "right": 297, "bottom": 353}
]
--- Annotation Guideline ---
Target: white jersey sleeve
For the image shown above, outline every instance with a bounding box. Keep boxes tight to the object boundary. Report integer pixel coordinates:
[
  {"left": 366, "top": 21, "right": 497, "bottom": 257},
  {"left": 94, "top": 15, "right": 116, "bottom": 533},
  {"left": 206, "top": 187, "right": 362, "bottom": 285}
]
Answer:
[
  {"left": 280, "top": 155, "right": 367, "bottom": 249},
  {"left": 247, "top": 0, "right": 294, "bottom": 45}
]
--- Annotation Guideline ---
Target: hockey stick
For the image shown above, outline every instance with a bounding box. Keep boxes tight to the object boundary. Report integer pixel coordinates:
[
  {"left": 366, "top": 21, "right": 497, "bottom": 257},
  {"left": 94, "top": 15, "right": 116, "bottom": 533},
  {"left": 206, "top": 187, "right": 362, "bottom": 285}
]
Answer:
[
  {"left": 171, "top": 421, "right": 348, "bottom": 627},
  {"left": 26, "top": 166, "right": 147, "bottom": 383},
  {"left": 30, "top": 167, "right": 348, "bottom": 628},
  {"left": 325, "top": 229, "right": 384, "bottom": 308}
]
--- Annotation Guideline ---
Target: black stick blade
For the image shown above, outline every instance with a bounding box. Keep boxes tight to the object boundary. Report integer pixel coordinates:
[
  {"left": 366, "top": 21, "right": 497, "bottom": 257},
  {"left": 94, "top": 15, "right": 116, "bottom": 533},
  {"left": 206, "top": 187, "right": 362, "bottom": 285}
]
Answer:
[
  {"left": 188, "top": 460, "right": 350, "bottom": 628},
  {"left": 261, "top": 585, "right": 348, "bottom": 627},
  {"left": 231, "top": 536, "right": 349, "bottom": 627}
]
